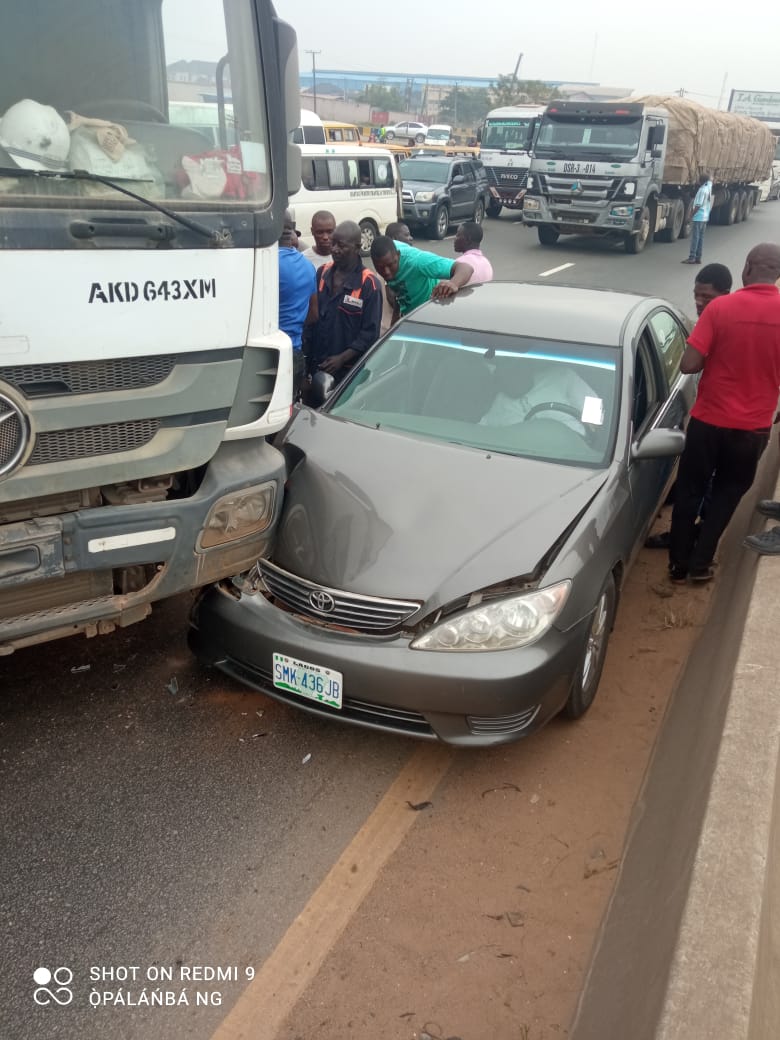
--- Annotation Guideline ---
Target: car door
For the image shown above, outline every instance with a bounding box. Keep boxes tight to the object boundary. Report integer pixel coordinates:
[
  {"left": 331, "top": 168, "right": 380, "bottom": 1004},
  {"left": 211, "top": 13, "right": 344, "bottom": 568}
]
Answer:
[
  {"left": 626, "top": 324, "right": 677, "bottom": 543},
  {"left": 449, "top": 162, "right": 470, "bottom": 218}
]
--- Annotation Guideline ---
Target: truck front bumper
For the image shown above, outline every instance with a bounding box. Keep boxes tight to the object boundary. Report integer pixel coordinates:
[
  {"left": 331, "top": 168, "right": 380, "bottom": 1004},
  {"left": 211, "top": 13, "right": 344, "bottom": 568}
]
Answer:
[
  {"left": 0, "top": 439, "right": 286, "bottom": 653},
  {"left": 523, "top": 196, "right": 636, "bottom": 233}
]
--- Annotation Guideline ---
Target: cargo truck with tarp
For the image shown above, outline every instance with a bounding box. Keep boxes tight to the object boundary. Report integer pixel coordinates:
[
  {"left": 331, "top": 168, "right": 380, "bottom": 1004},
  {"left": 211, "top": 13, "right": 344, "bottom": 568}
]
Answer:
[{"left": 523, "top": 96, "right": 774, "bottom": 253}]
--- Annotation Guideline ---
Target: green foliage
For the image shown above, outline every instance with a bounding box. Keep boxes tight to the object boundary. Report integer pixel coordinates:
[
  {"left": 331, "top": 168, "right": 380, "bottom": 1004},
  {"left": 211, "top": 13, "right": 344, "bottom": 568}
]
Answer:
[
  {"left": 489, "top": 74, "right": 555, "bottom": 107},
  {"left": 358, "top": 84, "right": 406, "bottom": 111},
  {"left": 436, "top": 86, "right": 491, "bottom": 127}
]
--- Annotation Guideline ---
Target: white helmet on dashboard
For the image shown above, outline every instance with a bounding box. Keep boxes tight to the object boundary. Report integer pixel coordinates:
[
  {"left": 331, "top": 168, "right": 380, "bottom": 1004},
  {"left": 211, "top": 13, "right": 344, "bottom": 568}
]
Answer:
[{"left": 0, "top": 99, "right": 70, "bottom": 172}]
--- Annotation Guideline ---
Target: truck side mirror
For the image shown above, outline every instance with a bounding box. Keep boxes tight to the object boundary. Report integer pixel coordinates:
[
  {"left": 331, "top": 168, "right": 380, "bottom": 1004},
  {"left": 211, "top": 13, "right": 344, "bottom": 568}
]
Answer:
[
  {"left": 651, "top": 144, "right": 664, "bottom": 159},
  {"left": 273, "top": 16, "right": 302, "bottom": 196}
]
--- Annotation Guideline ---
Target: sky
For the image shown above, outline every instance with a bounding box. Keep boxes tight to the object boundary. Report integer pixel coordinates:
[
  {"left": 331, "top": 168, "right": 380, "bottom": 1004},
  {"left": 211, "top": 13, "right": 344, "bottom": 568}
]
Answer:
[{"left": 274, "top": 0, "right": 777, "bottom": 109}]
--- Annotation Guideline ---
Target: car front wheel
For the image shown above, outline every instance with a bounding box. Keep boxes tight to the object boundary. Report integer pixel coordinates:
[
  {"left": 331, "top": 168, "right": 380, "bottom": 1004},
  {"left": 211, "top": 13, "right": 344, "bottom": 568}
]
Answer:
[
  {"left": 564, "top": 574, "right": 616, "bottom": 719},
  {"left": 432, "top": 204, "right": 450, "bottom": 240}
]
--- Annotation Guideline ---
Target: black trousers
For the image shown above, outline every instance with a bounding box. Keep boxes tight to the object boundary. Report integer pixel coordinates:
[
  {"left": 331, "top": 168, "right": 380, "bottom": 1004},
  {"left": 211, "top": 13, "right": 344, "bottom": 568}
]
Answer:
[{"left": 669, "top": 416, "right": 769, "bottom": 571}]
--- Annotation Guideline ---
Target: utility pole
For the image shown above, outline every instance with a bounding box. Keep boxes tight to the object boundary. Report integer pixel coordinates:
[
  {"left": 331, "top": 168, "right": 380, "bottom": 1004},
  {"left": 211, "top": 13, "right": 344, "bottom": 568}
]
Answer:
[
  {"left": 511, "top": 52, "right": 523, "bottom": 96},
  {"left": 306, "top": 50, "right": 321, "bottom": 113},
  {"left": 454, "top": 82, "right": 459, "bottom": 126},
  {"left": 717, "top": 72, "right": 728, "bottom": 110}
]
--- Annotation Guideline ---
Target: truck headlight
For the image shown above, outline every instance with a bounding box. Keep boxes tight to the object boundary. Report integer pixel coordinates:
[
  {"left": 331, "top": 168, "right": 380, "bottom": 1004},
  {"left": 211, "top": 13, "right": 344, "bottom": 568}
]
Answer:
[
  {"left": 610, "top": 205, "right": 634, "bottom": 217},
  {"left": 523, "top": 197, "right": 540, "bottom": 211},
  {"left": 526, "top": 175, "right": 535, "bottom": 190},
  {"left": 415, "top": 190, "right": 435, "bottom": 202},
  {"left": 200, "top": 481, "right": 276, "bottom": 549},
  {"left": 410, "top": 581, "right": 570, "bottom": 652}
]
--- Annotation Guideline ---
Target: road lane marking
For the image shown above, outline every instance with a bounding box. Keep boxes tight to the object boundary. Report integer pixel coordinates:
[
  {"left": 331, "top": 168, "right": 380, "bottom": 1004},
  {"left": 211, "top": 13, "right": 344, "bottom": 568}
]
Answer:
[
  {"left": 210, "top": 743, "right": 455, "bottom": 1040},
  {"left": 538, "top": 262, "right": 575, "bottom": 278}
]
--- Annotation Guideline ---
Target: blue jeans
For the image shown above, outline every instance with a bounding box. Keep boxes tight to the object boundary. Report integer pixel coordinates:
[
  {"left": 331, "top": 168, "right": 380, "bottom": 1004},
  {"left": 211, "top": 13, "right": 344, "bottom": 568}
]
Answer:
[{"left": 688, "top": 220, "right": 706, "bottom": 261}]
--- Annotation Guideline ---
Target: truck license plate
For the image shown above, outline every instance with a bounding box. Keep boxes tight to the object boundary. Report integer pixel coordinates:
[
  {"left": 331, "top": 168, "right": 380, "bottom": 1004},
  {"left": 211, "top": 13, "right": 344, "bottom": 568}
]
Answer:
[{"left": 272, "top": 652, "right": 343, "bottom": 709}]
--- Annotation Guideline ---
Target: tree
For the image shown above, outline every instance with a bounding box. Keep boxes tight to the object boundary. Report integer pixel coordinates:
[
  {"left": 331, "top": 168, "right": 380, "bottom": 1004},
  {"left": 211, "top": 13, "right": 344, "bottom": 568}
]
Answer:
[
  {"left": 489, "top": 74, "right": 555, "bottom": 108},
  {"left": 436, "top": 86, "right": 491, "bottom": 128},
  {"left": 358, "top": 84, "right": 405, "bottom": 112}
]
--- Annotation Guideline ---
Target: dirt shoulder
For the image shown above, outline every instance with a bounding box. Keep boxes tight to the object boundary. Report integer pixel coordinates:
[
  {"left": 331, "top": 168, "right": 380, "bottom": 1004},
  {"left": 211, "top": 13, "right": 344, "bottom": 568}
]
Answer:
[{"left": 273, "top": 535, "right": 713, "bottom": 1040}]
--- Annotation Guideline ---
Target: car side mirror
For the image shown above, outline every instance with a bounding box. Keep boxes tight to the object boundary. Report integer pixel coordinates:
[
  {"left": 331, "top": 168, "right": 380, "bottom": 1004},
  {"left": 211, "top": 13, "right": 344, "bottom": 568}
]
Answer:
[
  {"left": 631, "top": 427, "right": 685, "bottom": 461},
  {"left": 451, "top": 174, "right": 465, "bottom": 185},
  {"left": 309, "top": 370, "right": 335, "bottom": 408}
]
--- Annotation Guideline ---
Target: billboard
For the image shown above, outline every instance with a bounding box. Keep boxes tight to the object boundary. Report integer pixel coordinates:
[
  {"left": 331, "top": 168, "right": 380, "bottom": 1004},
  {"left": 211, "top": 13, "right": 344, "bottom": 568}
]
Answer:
[{"left": 728, "top": 90, "right": 780, "bottom": 121}]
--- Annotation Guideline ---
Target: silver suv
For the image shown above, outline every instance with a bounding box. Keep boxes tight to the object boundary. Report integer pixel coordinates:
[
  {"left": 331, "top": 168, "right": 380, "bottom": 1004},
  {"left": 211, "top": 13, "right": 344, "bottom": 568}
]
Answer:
[{"left": 398, "top": 155, "right": 490, "bottom": 239}]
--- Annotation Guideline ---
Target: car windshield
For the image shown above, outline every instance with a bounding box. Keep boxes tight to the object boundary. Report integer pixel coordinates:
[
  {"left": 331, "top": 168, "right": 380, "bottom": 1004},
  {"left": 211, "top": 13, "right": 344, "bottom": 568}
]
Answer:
[
  {"left": 535, "top": 116, "right": 642, "bottom": 158},
  {"left": 399, "top": 159, "right": 449, "bottom": 183},
  {"left": 427, "top": 128, "right": 451, "bottom": 142},
  {"left": 482, "top": 118, "right": 536, "bottom": 150},
  {"left": 327, "top": 322, "right": 620, "bottom": 468}
]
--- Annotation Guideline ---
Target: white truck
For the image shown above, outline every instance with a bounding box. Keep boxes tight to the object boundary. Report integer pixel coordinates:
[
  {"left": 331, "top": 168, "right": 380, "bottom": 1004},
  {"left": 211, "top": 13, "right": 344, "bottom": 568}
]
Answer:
[
  {"left": 524, "top": 97, "right": 775, "bottom": 253},
  {"left": 478, "top": 105, "right": 546, "bottom": 217},
  {"left": 0, "top": 0, "right": 301, "bottom": 653}
]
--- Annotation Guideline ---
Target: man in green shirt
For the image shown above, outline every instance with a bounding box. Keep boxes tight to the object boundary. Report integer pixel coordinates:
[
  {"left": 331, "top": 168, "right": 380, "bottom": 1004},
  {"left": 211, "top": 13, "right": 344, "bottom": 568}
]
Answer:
[{"left": 370, "top": 235, "right": 474, "bottom": 323}]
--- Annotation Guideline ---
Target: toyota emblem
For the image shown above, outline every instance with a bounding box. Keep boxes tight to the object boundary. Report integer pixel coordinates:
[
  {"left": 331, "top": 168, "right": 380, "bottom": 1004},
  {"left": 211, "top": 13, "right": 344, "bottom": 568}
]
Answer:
[
  {"left": 309, "top": 590, "right": 336, "bottom": 613},
  {"left": 0, "top": 391, "right": 30, "bottom": 478}
]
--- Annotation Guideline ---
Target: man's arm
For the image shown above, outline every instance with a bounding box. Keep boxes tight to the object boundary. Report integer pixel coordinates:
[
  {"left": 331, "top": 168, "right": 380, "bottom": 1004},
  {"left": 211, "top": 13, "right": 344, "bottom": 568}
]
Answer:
[
  {"left": 431, "top": 260, "right": 474, "bottom": 299},
  {"left": 680, "top": 344, "right": 705, "bottom": 374}
]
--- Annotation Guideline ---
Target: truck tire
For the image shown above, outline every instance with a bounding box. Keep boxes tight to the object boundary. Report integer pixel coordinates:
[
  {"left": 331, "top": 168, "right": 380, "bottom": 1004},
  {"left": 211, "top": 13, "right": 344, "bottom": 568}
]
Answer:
[
  {"left": 487, "top": 198, "right": 502, "bottom": 218},
  {"left": 625, "top": 205, "right": 651, "bottom": 253},
  {"left": 432, "top": 204, "right": 450, "bottom": 240},
  {"left": 657, "top": 199, "right": 684, "bottom": 242},
  {"left": 537, "top": 225, "right": 559, "bottom": 246},
  {"left": 738, "top": 191, "right": 749, "bottom": 222},
  {"left": 725, "top": 193, "right": 739, "bottom": 225}
]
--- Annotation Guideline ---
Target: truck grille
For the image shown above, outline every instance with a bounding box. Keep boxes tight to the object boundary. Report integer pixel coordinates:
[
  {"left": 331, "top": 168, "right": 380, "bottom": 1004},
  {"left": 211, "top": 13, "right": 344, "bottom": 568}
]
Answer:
[
  {"left": 260, "top": 560, "right": 421, "bottom": 633},
  {"left": 1, "top": 355, "right": 177, "bottom": 397},
  {"left": 28, "top": 419, "right": 160, "bottom": 466},
  {"left": 537, "top": 173, "right": 620, "bottom": 202},
  {"left": 486, "top": 166, "right": 527, "bottom": 188}
]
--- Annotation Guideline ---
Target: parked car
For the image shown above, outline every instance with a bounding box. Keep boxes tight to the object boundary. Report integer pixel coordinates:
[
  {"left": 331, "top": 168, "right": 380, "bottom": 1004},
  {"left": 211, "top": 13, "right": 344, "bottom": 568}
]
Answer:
[
  {"left": 190, "top": 283, "right": 694, "bottom": 748},
  {"left": 399, "top": 154, "right": 489, "bottom": 238},
  {"left": 384, "top": 121, "right": 428, "bottom": 144}
]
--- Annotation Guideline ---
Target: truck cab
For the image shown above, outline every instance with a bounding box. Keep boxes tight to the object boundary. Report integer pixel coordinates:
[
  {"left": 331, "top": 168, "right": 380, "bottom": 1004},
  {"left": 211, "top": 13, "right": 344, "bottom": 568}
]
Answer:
[{"left": 478, "top": 105, "right": 546, "bottom": 216}]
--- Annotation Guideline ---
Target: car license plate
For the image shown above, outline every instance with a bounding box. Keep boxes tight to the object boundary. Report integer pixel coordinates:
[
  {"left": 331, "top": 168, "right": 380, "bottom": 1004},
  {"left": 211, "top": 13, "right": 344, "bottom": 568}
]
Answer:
[{"left": 272, "top": 652, "right": 343, "bottom": 709}]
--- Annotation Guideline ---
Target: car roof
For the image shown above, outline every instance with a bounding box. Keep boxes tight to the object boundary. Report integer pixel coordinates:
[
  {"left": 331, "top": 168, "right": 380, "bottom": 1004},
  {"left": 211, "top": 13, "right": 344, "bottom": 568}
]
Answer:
[
  {"left": 406, "top": 281, "right": 654, "bottom": 346},
  {"left": 402, "top": 154, "right": 468, "bottom": 165}
]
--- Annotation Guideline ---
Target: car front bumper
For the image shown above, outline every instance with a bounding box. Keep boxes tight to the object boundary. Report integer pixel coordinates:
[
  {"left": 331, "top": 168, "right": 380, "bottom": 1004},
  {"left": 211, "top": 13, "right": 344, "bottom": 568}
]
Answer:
[{"left": 189, "top": 582, "right": 590, "bottom": 747}]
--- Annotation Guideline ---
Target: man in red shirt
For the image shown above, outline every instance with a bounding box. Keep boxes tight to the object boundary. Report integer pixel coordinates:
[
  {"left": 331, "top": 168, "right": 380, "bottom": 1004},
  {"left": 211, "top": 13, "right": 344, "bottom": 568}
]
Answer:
[{"left": 668, "top": 243, "right": 780, "bottom": 582}]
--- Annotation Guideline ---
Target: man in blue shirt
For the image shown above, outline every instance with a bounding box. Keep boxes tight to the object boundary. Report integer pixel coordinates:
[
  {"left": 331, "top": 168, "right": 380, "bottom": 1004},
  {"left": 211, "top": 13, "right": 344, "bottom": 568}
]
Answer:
[
  {"left": 278, "top": 210, "right": 317, "bottom": 399},
  {"left": 682, "top": 172, "right": 713, "bottom": 265},
  {"left": 308, "top": 221, "right": 382, "bottom": 383}
]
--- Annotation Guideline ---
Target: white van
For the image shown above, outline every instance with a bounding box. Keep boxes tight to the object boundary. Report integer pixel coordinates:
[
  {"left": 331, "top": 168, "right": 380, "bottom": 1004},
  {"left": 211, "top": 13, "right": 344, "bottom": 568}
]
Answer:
[
  {"left": 290, "top": 108, "right": 326, "bottom": 145},
  {"left": 289, "top": 145, "right": 401, "bottom": 254}
]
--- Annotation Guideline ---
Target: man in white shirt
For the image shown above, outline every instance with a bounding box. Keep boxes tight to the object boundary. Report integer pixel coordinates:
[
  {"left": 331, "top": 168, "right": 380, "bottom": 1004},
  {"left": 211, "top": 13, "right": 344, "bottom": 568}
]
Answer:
[
  {"left": 681, "top": 172, "right": 713, "bottom": 265},
  {"left": 303, "top": 210, "right": 336, "bottom": 270},
  {"left": 454, "top": 221, "right": 494, "bottom": 285},
  {"left": 480, "top": 364, "right": 598, "bottom": 435}
]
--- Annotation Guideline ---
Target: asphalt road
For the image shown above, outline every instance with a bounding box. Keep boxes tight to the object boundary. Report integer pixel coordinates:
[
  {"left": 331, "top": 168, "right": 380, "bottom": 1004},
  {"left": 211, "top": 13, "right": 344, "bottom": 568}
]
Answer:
[{"left": 3, "top": 200, "right": 780, "bottom": 1040}]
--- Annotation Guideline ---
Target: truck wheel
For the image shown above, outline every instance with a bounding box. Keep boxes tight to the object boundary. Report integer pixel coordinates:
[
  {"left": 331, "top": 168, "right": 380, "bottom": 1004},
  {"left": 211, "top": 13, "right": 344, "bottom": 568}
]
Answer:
[
  {"left": 657, "top": 199, "right": 684, "bottom": 242},
  {"left": 432, "top": 204, "right": 450, "bottom": 240},
  {"left": 625, "top": 205, "right": 651, "bottom": 253},
  {"left": 725, "top": 193, "right": 739, "bottom": 225},
  {"left": 358, "top": 219, "right": 378, "bottom": 256},
  {"left": 537, "top": 225, "right": 559, "bottom": 246},
  {"left": 746, "top": 190, "right": 756, "bottom": 217},
  {"left": 487, "top": 198, "right": 502, "bottom": 218},
  {"left": 738, "top": 191, "right": 749, "bottom": 221}
]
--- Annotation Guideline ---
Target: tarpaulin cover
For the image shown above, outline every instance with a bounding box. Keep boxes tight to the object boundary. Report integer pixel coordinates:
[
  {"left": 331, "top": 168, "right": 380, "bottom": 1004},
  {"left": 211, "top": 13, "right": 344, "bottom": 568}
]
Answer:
[{"left": 628, "top": 95, "right": 774, "bottom": 186}]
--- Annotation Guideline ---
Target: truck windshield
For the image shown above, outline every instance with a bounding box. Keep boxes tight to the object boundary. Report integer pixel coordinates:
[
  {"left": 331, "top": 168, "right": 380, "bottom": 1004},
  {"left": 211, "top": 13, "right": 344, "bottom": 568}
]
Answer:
[
  {"left": 482, "top": 118, "right": 536, "bottom": 151},
  {"left": 0, "top": 0, "right": 271, "bottom": 211},
  {"left": 535, "top": 116, "right": 642, "bottom": 158},
  {"left": 426, "top": 128, "right": 452, "bottom": 143}
]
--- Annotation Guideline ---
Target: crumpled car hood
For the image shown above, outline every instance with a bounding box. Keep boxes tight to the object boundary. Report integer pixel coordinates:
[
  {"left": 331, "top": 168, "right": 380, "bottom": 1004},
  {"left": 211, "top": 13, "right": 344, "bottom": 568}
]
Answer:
[{"left": 273, "top": 411, "right": 606, "bottom": 607}]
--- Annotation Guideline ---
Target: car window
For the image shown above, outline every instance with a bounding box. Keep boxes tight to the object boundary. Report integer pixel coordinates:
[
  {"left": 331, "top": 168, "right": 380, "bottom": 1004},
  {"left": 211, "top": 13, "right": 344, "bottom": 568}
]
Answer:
[
  {"left": 633, "top": 331, "right": 661, "bottom": 433},
  {"left": 648, "top": 309, "right": 687, "bottom": 387},
  {"left": 327, "top": 322, "right": 620, "bottom": 469}
]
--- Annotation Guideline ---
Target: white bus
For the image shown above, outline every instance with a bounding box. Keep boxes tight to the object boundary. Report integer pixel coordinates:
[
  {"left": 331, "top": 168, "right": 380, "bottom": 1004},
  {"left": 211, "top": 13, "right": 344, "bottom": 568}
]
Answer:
[{"left": 290, "top": 145, "right": 401, "bottom": 254}]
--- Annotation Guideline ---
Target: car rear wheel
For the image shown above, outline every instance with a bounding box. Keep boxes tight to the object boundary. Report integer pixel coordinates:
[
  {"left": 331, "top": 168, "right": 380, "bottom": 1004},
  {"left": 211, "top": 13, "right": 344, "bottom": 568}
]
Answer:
[
  {"left": 432, "top": 204, "right": 450, "bottom": 240},
  {"left": 564, "top": 574, "right": 616, "bottom": 719},
  {"left": 473, "top": 198, "right": 485, "bottom": 224},
  {"left": 358, "top": 219, "right": 378, "bottom": 256}
]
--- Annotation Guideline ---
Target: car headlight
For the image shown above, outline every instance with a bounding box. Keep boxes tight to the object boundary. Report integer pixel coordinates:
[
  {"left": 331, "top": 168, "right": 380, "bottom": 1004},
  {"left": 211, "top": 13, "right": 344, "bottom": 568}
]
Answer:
[
  {"left": 410, "top": 580, "right": 571, "bottom": 652},
  {"left": 523, "top": 196, "right": 540, "bottom": 211},
  {"left": 415, "top": 190, "right": 435, "bottom": 202},
  {"left": 199, "top": 481, "right": 276, "bottom": 549}
]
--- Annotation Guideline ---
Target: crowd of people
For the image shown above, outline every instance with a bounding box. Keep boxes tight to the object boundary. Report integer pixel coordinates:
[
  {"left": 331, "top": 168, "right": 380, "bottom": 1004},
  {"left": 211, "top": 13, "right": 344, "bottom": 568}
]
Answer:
[{"left": 278, "top": 206, "right": 780, "bottom": 581}]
